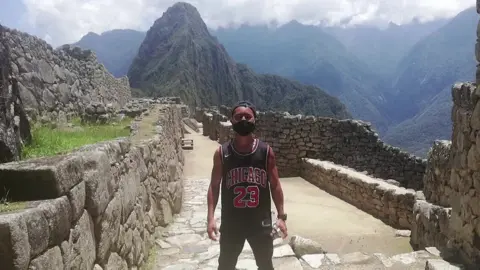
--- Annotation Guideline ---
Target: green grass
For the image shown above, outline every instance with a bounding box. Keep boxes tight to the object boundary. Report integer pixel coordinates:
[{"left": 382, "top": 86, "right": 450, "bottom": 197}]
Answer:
[
  {"left": 22, "top": 117, "right": 132, "bottom": 159},
  {"left": 0, "top": 188, "right": 27, "bottom": 213},
  {"left": 142, "top": 245, "right": 158, "bottom": 270},
  {"left": 0, "top": 201, "right": 27, "bottom": 213}
]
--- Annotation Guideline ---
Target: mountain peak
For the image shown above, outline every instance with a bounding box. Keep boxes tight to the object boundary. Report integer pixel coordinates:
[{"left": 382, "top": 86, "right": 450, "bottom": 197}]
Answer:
[
  {"left": 127, "top": 2, "right": 350, "bottom": 119},
  {"left": 170, "top": 2, "right": 198, "bottom": 12},
  {"left": 150, "top": 1, "right": 209, "bottom": 38}
]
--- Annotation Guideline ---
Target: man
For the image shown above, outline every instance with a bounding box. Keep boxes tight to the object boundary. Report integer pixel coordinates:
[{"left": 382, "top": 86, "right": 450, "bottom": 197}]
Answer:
[{"left": 206, "top": 101, "right": 288, "bottom": 270}]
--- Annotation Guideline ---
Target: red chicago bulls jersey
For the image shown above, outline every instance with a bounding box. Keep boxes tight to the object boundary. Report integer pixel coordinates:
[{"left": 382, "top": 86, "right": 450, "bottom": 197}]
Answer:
[{"left": 219, "top": 139, "right": 272, "bottom": 233}]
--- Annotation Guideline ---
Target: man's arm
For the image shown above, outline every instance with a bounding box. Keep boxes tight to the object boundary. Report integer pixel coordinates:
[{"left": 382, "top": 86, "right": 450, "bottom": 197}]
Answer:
[
  {"left": 207, "top": 147, "right": 223, "bottom": 223},
  {"left": 267, "top": 146, "right": 284, "bottom": 216}
]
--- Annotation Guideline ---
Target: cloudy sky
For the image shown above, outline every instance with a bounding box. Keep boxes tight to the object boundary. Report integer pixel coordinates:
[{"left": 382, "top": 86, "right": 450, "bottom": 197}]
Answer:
[{"left": 0, "top": 0, "right": 475, "bottom": 46}]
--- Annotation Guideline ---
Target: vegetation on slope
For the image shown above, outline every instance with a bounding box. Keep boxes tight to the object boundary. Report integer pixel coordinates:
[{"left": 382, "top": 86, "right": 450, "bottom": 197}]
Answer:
[
  {"left": 212, "top": 21, "right": 388, "bottom": 130},
  {"left": 70, "top": 4, "right": 477, "bottom": 157},
  {"left": 385, "top": 7, "right": 476, "bottom": 124},
  {"left": 381, "top": 7, "right": 476, "bottom": 156},
  {"left": 127, "top": 2, "right": 351, "bottom": 119},
  {"left": 325, "top": 20, "right": 447, "bottom": 78},
  {"left": 383, "top": 86, "right": 453, "bottom": 157},
  {"left": 73, "top": 30, "right": 146, "bottom": 77}
]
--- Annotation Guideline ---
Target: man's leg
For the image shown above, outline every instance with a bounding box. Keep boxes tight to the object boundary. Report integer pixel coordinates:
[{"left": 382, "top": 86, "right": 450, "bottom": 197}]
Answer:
[
  {"left": 218, "top": 229, "right": 245, "bottom": 270},
  {"left": 247, "top": 230, "right": 274, "bottom": 270}
]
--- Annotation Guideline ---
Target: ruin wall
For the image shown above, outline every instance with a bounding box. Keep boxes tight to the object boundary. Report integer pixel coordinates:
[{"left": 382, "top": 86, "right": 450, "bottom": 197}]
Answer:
[
  {"left": 0, "top": 105, "right": 184, "bottom": 270},
  {"left": 1, "top": 25, "right": 132, "bottom": 123},
  {"left": 301, "top": 158, "right": 419, "bottom": 229},
  {"left": 197, "top": 107, "right": 426, "bottom": 190}
]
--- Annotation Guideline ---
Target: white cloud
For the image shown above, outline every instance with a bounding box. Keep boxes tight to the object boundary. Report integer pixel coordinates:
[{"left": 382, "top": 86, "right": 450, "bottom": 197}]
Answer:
[{"left": 20, "top": 0, "right": 475, "bottom": 46}]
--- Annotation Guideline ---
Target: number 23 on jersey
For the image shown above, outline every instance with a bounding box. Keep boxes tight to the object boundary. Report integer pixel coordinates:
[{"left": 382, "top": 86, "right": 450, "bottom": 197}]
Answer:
[{"left": 233, "top": 185, "right": 260, "bottom": 208}]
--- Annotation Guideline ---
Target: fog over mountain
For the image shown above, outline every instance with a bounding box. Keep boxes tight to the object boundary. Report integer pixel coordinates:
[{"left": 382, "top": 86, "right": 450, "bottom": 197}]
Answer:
[{"left": 0, "top": 0, "right": 474, "bottom": 46}]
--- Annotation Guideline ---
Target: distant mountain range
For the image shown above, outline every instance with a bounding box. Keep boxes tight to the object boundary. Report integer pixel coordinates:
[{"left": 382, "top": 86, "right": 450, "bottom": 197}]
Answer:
[
  {"left": 127, "top": 3, "right": 349, "bottom": 119},
  {"left": 72, "top": 3, "right": 477, "bottom": 157}
]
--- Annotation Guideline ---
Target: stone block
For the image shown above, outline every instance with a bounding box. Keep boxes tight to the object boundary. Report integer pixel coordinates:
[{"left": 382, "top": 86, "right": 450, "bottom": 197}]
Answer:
[
  {"left": 0, "top": 154, "right": 84, "bottom": 200},
  {"left": 67, "top": 181, "right": 86, "bottom": 224},
  {"left": 81, "top": 150, "right": 115, "bottom": 217},
  {"left": 0, "top": 212, "right": 30, "bottom": 270},
  {"left": 37, "top": 196, "right": 72, "bottom": 246},
  {"left": 62, "top": 210, "right": 96, "bottom": 269},
  {"left": 28, "top": 246, "right": 63, "bottom": 270},
  {"left": 425, "top": 259, "right": 464, "bottom": 270},
  {"left": 95, "top": 195, "right": 122, "bottom": 264}
]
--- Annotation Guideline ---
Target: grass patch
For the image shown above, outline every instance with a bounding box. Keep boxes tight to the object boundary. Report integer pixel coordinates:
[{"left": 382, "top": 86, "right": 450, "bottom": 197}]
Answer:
[
  {"left": 142, "top": 245, "right": 158, "bottom": 270},
  {"left": 0, "top": 201, "right": 27, "bottom": 213},
  {"left": 0, "top": 189, "right": 27, "bottom": 213},
  {"left": 22, "top": 117, "right": 132, "bottom": 159}
]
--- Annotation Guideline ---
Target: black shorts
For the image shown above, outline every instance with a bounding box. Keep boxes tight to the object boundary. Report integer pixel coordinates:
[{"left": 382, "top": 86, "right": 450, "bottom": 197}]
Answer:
[{"left": 217, "top": 227, "right": 274, "bottom": 270}]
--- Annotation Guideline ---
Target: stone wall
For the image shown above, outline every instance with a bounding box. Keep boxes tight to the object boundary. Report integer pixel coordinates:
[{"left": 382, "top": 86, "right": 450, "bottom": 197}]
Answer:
[
  {"left": 0, "top": 27, "right": 31, "bottom": 163},
  {"left": 410, "top": 200, "right": 452, "bottom": 252},
  {"left": 183, "top": 118, "right": 200, "bottom": 133},
  {"left": 446, "top": 81, "right": 480, "bottom": 266},
  {"left": 0, "top": 104, "right": 184, "bottom": 270},
  {"left": 1, "top": 25, "right": 132, "bottom": 123},
  {"left": 422, "top": 140, "right": 453, "bottom": 207},
  {"left": 197, "top": 107, "right": 426, "bottom": 189},
  {"left": 300, "top": 158, "right": 418, "bottom": 229},
  {"left": 408, "top": 139, "right": 454, "bottom": 255}
]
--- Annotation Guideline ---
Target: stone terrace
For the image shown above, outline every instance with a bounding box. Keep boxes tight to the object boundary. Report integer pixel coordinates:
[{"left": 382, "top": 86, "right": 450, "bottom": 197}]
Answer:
[{"left": 0, "top": 104, "right": 184, "bottom": 270}]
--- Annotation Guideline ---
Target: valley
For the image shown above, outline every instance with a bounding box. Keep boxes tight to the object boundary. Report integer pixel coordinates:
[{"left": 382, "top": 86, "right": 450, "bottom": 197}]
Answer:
[{"left": 71, "top": 6, "right": 477, "bottom": 157}]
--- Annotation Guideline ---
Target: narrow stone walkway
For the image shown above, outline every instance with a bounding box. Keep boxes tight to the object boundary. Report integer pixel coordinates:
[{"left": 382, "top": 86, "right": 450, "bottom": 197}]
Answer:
[{"left": 152, "top": 178, "right": 302, "bottom": 270}]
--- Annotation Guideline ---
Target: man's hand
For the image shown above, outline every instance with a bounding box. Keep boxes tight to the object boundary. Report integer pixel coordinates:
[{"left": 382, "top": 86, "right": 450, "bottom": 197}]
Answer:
[
  {"left": 207, "top": 147, "right": 222, "bottom": 241},
  {"left": 268, "top": 146, "right": 286, "bottom": 239},
  {"left": 207, "top": 218, "right": 219, "bottom": 241},
  {"left": 276, "top": 219, "right": 288, "bottom": 239}
]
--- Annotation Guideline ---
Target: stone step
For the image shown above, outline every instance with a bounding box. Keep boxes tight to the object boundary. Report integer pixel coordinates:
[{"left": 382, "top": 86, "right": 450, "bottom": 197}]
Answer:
[{"left": 297, "top": 249, "right": 463, "bottom": 270}]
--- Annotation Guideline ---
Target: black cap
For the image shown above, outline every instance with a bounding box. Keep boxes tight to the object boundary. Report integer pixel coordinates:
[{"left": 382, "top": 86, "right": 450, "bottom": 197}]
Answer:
[{"left": 231, "top": 100, "right": 257, "bottom": 117}]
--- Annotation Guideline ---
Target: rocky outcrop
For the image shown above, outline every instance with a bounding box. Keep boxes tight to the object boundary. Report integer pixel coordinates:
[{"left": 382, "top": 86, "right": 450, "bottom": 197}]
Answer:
[
  {"left": 0, "top": 24, "right": 131, "bottom": 123},
  {"left": 0, "top": 104, "right": 184, "bottom": 270},
  {"left": 0, "top": 26, "right": 31, "bottom": 163}
]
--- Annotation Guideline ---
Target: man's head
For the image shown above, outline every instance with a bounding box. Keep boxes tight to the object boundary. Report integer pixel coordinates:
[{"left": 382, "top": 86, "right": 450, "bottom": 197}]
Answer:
[{"left": 230, "top": 101, "right": 256, "bottom": 136}]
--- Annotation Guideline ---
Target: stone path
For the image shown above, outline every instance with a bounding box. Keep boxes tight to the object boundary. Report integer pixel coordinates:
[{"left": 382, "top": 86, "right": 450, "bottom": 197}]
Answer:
[{"left": 152, "top": 177, "right": 303, "bottom": 270}]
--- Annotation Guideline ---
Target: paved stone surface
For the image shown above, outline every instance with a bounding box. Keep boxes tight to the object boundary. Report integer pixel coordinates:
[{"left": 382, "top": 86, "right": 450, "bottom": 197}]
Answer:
[
  {"left": 151, "top": 176, "right": 443, "bottom": 270},
  {"left": 152, "top": 178, "right": 300, "bottom": 269}
]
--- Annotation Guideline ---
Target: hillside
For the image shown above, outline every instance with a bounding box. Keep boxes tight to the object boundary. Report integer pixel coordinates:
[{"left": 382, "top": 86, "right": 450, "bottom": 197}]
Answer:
[
  {"left": 211, "top": 22, "right": 389, "bottom": 131},
  {"left": 386, "top": 7, "right": 476, "bottom": 124},
  {"left": 325, "top": 19, "right": 448, "bottom": 78},
  {"left": 127, "top": 2, "right": 350, "bottom": 119},
  {"left": 73, "top": 29, "right": 145, "bottom": 77},
  {"left": 383, "top": 86, "right": 453, "bottom": 157},
  {"left": 381, "top": 7, "right": 477, "bottom": 156}
]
